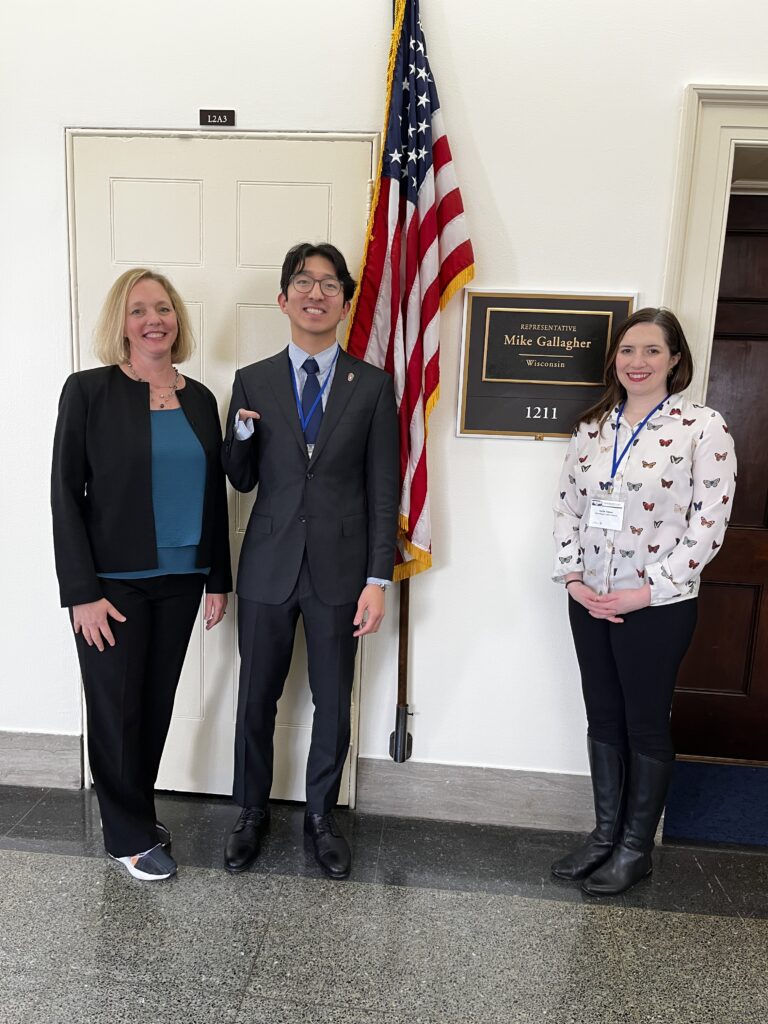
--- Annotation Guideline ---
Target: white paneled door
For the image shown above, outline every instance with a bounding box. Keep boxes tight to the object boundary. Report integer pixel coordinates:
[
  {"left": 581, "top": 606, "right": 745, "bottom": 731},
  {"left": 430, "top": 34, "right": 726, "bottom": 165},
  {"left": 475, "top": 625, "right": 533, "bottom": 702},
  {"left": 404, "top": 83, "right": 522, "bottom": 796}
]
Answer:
[{"left": 67, "top": 130, "right": 377, "bottom": 801}]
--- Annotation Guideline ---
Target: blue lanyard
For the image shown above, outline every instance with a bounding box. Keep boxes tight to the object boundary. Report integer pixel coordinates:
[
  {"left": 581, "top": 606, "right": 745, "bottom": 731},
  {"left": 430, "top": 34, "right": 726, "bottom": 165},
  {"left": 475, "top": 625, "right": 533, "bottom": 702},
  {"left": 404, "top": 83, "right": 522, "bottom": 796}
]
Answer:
[
  {"left": 290, "top": 349, "right": 339, "bottom": 432},
  {"left": 611, "top": 396, "right": 668, "bottom": 479}
]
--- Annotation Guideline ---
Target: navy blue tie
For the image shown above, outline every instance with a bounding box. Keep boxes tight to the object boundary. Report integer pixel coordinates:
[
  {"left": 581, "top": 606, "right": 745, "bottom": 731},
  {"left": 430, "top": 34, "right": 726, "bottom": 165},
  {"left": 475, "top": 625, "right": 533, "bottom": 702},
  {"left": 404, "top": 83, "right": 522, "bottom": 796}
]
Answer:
[{"left": 301, "top": 357, "right": 323, "bottom": 444}]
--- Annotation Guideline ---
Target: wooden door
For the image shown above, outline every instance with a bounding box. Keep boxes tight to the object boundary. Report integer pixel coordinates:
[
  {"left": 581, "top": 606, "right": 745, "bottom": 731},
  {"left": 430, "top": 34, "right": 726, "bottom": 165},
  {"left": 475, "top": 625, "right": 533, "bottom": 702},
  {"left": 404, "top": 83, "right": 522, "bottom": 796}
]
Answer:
[
  {"left": 68, "top": 131, "right": 375, "bottom": 799},
  {"left": 672, "top": 194, "right": 768, "bottom": 761}
]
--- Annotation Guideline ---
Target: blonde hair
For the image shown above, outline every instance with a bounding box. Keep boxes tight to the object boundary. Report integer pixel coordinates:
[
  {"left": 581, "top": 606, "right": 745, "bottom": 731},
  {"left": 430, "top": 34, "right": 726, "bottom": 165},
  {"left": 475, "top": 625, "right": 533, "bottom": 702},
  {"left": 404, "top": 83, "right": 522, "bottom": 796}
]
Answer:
[{"left": 92, "top": 268, "right": 196, "bottom": 365}]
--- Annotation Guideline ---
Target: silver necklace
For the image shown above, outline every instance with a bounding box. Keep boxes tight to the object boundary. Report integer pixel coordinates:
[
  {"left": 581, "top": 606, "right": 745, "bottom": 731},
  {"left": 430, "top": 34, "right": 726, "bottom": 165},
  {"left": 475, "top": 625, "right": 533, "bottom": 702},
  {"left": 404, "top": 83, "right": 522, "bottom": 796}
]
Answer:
[{"left": 127, "top": 362, "right": 180, "bottom": 408}]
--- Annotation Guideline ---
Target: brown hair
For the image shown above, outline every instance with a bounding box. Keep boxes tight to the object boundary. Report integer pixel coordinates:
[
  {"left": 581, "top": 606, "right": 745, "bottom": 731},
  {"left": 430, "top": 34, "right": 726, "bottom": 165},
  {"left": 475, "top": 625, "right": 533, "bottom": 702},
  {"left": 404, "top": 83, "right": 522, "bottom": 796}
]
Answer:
[
  {"left": 92, "top": 268, "right": 195, "bottom": 365},
  {"left": 576, "top": 307, "right": 694, "bottom": 429}
]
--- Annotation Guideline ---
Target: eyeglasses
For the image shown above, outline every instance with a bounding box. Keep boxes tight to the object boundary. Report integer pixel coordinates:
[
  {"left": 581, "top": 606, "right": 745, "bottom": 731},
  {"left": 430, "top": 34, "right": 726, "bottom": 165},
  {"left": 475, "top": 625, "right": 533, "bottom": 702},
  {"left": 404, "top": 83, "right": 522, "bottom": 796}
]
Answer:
[{"left": 290, "top": 274, "right": 343, "bottom": 297}]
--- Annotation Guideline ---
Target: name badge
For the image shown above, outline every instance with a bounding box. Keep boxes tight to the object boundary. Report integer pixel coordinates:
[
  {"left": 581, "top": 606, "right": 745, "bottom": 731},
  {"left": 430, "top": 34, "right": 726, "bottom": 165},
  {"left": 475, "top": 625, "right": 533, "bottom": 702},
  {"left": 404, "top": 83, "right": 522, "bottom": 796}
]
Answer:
[{"left": 588, "top": 496, "right": 625, "bottom": 530}]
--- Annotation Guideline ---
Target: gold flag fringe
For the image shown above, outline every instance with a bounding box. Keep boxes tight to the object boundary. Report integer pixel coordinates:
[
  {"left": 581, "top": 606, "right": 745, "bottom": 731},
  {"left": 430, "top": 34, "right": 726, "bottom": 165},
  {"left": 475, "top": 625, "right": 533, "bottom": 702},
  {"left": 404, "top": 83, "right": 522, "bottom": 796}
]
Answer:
[
  {"left": 424, "top": 383, "right": 440, "bottom": 436},
  {"left": 394, "top": 557, "right": 430, "bottom": 582},
  {"left": 343, "top": 0, "right": 407, "bottom": 349},
  {"left": 394, "top": 528, "right": 433, "bottom": 582},
  {"left": 439, "top": 263, "right": 475, "bottom": 311}
]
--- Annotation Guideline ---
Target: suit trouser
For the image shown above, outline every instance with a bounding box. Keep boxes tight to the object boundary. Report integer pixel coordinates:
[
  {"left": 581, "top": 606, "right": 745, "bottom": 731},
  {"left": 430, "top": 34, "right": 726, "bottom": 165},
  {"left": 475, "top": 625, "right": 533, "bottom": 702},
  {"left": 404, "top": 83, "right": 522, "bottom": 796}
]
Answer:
[
  {"left": 568, "top": 596, "right": 698, "bottom": 761},
  {"left": 234, "top": 555, "right": 358, "bottom": 814},
  {"left": 73, "top": 574, "right": 205, "bottom": 856}
]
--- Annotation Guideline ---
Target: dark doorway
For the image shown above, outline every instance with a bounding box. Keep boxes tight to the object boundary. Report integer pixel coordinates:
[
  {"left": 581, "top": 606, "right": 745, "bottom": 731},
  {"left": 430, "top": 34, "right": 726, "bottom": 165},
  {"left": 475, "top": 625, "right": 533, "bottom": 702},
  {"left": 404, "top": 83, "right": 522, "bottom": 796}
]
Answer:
[{"left": 672, "top": 192, "right": 768, "bottom": 762}]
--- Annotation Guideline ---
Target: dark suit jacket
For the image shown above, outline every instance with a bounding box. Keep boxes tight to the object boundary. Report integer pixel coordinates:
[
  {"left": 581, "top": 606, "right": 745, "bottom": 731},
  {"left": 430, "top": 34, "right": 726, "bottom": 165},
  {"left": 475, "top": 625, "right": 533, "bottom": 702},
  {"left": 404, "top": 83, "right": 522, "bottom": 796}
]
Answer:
[
  {"left": 222, "top": 347, "right": 399, "bottom": 606},
  {"left": 51, "top": 365, "right": 232, "bottom": 608}
]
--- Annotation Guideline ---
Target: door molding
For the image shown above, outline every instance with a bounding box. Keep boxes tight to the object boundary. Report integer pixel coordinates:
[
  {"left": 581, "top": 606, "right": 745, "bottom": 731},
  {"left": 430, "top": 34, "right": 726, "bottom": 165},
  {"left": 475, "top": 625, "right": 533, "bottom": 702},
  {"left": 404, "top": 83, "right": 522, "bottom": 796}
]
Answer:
[
  {"left": 663, "top": 85, "right": 768, "bottom": 402},
  {"left": 65, "top": 129, "right": 380, "bottom": 804}
]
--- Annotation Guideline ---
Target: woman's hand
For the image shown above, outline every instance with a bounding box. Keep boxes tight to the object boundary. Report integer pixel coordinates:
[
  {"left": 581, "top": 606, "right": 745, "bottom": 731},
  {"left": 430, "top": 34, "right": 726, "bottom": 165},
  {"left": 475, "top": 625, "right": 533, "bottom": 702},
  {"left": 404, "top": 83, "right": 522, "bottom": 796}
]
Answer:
[
  {"left": 72, "top": 599, "right": 127, "bottom": 652},
  {"left": 565, "top": 580, "right": 600, "bottom": 611},
  {"left": 586, "top": 583, "right": 652, "bottom": 624},
  {"left": 204, "top": 593, "right": 228, "bottom": 630}
]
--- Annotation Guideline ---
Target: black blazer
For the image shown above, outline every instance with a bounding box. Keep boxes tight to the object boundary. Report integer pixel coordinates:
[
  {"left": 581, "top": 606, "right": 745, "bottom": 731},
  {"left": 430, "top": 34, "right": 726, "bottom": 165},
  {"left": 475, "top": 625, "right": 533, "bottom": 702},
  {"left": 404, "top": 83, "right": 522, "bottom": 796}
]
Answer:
[
  {"left": 51, "top": 365, "right": 232, "bottom": 607},
  {"left": 222, "top": 347, "right": 399, "bottom": 606}
]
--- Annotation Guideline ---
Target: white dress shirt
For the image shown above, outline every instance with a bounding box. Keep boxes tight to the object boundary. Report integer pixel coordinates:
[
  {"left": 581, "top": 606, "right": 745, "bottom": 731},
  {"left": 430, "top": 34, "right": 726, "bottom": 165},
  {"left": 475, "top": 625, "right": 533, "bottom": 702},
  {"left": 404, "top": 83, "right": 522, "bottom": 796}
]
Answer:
[
  {"left": 234, "top": 340, "right": 339, "bottom": 442},
  {"left": 286, "top": 339, "right": 339, "bottom": 406},
  {"left": 553, "top": 393, "right": 736, "bottom": 605}
]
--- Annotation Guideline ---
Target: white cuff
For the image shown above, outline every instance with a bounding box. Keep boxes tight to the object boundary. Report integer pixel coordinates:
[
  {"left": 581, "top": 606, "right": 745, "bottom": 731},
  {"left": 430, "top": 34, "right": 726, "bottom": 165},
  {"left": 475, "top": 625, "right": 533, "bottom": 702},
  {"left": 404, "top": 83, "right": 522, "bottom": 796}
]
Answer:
[
  {"left": 645, "top": 560, "right": 684, "bottom": 604},
  {"left": 366, "top": 577, "right": 391, "bottom": 589},
  {"left": 233, "top": 415, "right": 255, "bottom": 440}
]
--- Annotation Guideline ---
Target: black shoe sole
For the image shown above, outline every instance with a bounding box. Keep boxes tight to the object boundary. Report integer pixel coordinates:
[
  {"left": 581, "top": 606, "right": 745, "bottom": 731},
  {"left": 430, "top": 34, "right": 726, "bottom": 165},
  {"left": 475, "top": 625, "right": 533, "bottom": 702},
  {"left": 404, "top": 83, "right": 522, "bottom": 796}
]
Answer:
[
  {"left": 551, "top": 867, "right": 589, "bottom": 881},
  {"left": 581, "top": 865, "right": 653, "bottom": 896},
  {"left": 224, "top": 844, "right": 261, "bottom": 874},
  {"left": 315, "top": 861, "right": 351, "bottom": 881},
  {"left": 224, "top": 862, "right": 255, "bottom": 875},
  {"left": 303, "top": 833, "right": 350, "bottom": 880},
  {"left": 318, "top": 861, "right": 351, "bottom": 880},
  {"left": 551, "top": 855, "right": 613, "bottom": 881}
]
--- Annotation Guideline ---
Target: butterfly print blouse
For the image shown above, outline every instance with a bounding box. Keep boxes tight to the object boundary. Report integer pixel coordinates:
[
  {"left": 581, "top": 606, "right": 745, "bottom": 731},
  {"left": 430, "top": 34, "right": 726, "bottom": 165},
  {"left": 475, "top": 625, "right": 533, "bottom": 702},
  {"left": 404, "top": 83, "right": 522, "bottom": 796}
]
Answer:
[{"left": 552, "top": 394, "right": 736, "bottom": 605}]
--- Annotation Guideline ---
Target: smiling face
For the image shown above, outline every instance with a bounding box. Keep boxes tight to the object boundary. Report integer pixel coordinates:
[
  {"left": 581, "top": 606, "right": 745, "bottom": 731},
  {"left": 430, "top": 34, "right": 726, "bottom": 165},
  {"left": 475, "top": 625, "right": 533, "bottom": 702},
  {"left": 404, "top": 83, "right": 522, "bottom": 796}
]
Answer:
[
  {"left": 123, "top": 279, "right": 178, "bottom": 363},
  {"left": 613, "top": 322, "right": 680, "bottom": 408},
  {"left": 277, "top": 254, "right": 350, "bottom": 353}
]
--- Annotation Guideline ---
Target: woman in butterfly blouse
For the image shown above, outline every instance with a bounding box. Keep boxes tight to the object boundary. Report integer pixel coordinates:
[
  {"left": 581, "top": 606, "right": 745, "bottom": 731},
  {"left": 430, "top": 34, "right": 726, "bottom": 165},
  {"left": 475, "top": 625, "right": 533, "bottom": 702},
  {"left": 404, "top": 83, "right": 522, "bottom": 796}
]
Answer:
[{"left": 551, "top": 307, "right": 735, "bottom": 896}]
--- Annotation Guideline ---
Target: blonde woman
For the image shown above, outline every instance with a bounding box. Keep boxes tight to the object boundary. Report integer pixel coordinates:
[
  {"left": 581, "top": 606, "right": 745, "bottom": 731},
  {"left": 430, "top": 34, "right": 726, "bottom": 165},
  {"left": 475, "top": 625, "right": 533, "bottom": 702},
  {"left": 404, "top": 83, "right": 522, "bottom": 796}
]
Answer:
[{"left": 52, "top": 268, "right": 231, "bottom": 880}]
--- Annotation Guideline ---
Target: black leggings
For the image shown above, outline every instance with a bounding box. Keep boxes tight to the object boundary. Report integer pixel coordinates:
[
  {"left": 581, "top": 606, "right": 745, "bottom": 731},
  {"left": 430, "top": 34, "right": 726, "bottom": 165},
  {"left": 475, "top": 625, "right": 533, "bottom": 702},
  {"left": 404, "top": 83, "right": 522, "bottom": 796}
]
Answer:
[{"left": 568, "top": 597, "right": 698, "bottom": 762}]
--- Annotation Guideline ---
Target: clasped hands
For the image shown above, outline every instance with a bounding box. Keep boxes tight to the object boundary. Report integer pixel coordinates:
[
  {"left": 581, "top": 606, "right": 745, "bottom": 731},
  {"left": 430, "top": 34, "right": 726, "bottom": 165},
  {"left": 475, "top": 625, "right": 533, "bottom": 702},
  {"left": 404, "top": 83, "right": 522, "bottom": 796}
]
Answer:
[{"left": 567, "top": 580, "right": 651, "bottom": 623}]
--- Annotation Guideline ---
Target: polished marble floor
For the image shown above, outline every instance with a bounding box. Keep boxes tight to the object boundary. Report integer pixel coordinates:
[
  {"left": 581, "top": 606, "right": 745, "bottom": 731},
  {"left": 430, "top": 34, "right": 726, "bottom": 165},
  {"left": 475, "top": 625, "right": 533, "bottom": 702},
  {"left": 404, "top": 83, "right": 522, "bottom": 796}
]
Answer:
[{"left": 1, "top": 785, "right": 767, "bottom": 1023}]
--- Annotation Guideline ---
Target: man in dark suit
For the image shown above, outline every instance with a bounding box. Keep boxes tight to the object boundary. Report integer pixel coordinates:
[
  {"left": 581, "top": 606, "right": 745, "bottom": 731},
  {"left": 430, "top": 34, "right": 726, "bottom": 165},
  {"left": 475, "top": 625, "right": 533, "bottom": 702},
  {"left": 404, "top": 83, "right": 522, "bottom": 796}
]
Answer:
[{"left": 222, "top": 242, "right": 399, "bottom": 879}]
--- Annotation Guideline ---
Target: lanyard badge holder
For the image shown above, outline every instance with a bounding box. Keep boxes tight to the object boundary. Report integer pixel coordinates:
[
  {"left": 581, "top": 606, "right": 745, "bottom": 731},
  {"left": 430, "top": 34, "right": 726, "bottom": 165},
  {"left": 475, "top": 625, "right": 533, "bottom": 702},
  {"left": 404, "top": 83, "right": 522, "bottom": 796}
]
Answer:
[{"left": 587, "top": 397, "right": 667, "bottom": 530}]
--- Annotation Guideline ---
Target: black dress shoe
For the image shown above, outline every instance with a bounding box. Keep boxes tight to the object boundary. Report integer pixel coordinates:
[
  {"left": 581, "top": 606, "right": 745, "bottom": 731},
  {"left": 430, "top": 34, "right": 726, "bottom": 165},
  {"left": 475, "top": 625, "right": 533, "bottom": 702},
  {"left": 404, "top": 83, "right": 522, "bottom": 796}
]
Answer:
[
  {"left": 224, "top": 806, "right": 269, "bottom": 873},
  {"left": 304, "top": 812, "right": 351, "bottom": 880}
]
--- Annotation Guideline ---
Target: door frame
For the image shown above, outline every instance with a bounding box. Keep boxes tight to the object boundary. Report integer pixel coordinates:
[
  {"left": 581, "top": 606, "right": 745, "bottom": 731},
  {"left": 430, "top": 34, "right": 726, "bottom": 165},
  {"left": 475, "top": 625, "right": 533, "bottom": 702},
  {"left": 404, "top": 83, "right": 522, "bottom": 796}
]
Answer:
[
  {"left": 664, "top": 88, "right": 768, "bottom": 765},
  {"left": 662, "top": 85, "right": 768, "bottom": 401},
  {"left": 64, "top": 128, "right": 381, "bottom": 804}
]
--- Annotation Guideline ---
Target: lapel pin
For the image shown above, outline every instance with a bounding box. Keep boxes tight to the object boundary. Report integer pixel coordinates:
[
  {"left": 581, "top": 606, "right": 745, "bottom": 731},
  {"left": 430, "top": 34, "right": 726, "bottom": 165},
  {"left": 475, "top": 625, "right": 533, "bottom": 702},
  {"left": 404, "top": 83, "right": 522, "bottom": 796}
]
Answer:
[{"left": 347, "top": 372, "right": 355, "bottom": 382}]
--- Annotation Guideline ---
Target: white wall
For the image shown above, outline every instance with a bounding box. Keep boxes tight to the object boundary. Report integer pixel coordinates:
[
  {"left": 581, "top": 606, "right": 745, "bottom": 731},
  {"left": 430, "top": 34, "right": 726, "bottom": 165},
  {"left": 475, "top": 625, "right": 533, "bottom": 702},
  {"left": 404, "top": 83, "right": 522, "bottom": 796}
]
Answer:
[{"left": 2, "top": 1, "right": 767, "bottom": 775}]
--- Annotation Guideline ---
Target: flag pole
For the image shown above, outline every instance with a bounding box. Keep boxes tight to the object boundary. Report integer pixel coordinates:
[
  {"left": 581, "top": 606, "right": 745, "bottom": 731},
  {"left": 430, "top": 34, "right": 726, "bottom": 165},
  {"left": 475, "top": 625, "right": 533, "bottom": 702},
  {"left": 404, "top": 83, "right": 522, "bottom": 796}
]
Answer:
[
  {"left": 389, "top": 576, "right": 413, "bottom": 761},
  {"left": 350, "top": 0, "right": 472, "bottom": 756},
  {"left": 390, "top": 0, "right": 413, "bottom": 763}
]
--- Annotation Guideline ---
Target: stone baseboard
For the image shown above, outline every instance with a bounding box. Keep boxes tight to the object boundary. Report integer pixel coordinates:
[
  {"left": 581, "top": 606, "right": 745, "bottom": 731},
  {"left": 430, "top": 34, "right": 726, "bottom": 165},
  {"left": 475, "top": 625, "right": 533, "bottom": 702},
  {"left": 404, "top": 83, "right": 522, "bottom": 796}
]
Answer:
[
  {"left": 356, "top": 757, "right": 594, "bottom": 833},
  {"left": 0, "top": 732, "right": 82, "bottom": 788}
]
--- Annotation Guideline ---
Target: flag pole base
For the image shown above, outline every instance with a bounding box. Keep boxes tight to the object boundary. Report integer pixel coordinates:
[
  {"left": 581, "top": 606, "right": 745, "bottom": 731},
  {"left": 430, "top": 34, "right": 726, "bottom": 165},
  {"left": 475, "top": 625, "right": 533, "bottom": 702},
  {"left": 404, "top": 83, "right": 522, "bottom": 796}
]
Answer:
[{"left": 389, "top": 703, "right": 413, "bottom": 762}]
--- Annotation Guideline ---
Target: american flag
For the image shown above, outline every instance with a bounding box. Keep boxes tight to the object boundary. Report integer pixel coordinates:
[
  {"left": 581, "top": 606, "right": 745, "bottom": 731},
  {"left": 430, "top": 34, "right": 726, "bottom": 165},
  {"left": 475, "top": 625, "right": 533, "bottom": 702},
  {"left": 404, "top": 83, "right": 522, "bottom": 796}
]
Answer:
[{"left": 346, "top": 0, "right": 474, "bottom": 579}]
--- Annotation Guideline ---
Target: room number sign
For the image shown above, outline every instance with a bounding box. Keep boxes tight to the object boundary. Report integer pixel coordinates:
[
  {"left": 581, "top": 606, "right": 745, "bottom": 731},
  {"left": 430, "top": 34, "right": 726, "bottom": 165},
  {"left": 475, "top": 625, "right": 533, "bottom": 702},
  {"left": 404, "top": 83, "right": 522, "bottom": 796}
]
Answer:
[{"left": 457, "top": 290, "right": 635, "bottom": 439}]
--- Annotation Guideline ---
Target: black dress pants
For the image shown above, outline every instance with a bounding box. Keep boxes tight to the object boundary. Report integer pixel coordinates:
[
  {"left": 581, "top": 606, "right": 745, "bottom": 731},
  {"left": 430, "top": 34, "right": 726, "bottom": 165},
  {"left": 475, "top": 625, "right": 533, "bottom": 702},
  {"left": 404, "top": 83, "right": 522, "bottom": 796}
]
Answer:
[
  {"left": 568, "top": 597, "right": 698, "bottom": 762},
  {"left": 234, "top": 556, "right": 358, "bottom": 815},
  {"left": 73, "top": 574, "right": 205, "bottom": 856}
]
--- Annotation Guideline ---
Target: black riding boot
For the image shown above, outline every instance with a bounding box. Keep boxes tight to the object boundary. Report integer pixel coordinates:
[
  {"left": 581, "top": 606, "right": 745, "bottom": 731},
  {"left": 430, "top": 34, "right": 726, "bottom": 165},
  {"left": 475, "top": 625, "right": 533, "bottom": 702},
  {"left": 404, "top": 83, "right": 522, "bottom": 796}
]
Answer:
[
  {"left": 582, "top": 751, "right": 673, "bottom": 896},
  {"left": 551, "top": 737, "right": 626, "bottom": 880}
]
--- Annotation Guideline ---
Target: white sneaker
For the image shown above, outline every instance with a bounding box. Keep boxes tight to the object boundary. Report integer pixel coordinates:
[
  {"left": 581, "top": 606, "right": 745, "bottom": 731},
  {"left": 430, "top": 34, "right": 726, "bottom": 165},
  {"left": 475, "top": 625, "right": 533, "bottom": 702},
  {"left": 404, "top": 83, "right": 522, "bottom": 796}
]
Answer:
[{"left": 110, "top": 844, "right": 177, "bottom": 881}]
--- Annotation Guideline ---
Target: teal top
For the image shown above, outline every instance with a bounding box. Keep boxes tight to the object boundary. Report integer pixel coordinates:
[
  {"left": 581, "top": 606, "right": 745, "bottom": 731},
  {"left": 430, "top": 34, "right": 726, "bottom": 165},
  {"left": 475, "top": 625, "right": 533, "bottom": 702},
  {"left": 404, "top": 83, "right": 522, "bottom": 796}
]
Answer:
[{"left": 99, "top": 409, "right": 210, "bottom": 580}]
